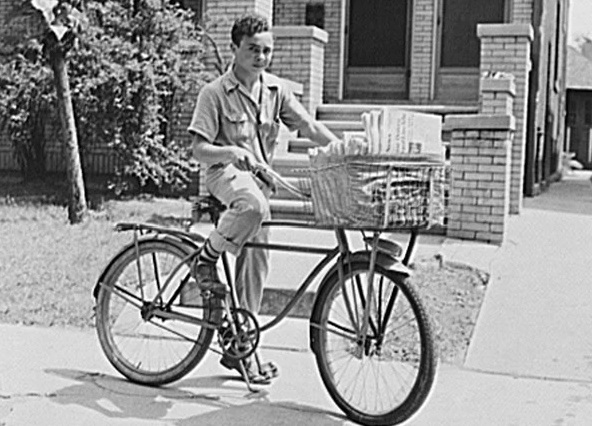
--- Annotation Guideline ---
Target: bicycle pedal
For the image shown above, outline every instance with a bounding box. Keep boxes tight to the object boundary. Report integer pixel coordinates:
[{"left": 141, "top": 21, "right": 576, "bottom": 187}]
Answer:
[{"left": 200, "top": 289, "right": 214, "bottom": 299}]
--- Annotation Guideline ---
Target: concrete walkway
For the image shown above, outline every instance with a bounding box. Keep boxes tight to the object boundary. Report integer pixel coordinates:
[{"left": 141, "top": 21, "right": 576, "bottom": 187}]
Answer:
[{"left": 1, "top": 171, "right": 592, "bottom": 425}]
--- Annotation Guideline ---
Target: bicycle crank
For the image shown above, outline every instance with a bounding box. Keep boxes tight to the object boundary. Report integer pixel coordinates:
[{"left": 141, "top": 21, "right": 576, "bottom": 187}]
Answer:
[{"left": 217, "top": 308, "right": 260, "bottom": 361}]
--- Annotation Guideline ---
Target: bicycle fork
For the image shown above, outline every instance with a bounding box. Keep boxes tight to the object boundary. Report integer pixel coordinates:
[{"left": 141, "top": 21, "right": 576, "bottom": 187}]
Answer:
[
  {"left": 356, "top": 231, "right": 380, "bottom": 358},
  {"left": 335, "top": 229, "right": 387, "bottom": 359}
]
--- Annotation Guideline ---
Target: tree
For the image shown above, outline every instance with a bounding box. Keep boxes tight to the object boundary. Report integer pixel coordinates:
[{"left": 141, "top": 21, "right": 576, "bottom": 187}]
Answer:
[
  {"left": 1, "top": 0, "right": 211, "bottom": 203},
  {"left": 4, "top": 0, "right": 89, "bottom": 223},
  {"left": 40, "top": 1, "right": 89, "bottom": 223}
]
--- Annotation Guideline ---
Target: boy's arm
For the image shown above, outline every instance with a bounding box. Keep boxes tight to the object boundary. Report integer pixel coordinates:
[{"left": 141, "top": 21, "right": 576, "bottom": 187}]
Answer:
[
  {"left": 192, "top": 135, "right": 258, "bottom": 171},
  {"left": 296, "top": 120, "right": 340, "bottom": 147}
]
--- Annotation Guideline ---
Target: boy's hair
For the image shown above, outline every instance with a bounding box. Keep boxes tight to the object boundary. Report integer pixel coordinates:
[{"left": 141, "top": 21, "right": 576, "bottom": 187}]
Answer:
[{"left": 231, "top": 14, "right": 270, "bottom": 46}]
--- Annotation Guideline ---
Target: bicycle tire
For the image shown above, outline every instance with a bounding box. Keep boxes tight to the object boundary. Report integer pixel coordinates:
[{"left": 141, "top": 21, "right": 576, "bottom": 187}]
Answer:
[
  {"left": 310, "top": 261, "right": 437, "bottom": 425},
  {"left": 95, "top": 237, "right": 222, "bottom": 386}
]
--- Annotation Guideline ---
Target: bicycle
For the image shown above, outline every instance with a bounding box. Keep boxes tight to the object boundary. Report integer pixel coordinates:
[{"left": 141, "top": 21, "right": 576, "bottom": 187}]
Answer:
[{"left": 93, "top": 160, "right": 442, "bottom": 426}]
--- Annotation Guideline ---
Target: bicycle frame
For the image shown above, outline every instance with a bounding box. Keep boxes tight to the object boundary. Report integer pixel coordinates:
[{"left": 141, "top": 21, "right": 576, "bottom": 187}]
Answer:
[
  {"left": 219, "top": 219, "right": 418, "bottom": 342},
  {"left": 96, "top": 218, "right": 419, "bottom": 347},
  {"left": 94, "top": 163, "right": 439, "bottom": 423}
]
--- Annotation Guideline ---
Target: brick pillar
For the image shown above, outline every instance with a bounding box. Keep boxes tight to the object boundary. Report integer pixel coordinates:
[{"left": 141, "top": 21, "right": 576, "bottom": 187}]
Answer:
[
  {"left": 271, "top": 26, "right": 328, "bottom": 115},
  {"left": 408, "top": 0, "right": 437, "bottom": 103},
  {"left": 206, "top": 0, "right": 274, "bottom": 67},
  {"left": 445, "top": 115, "right": 515, "bottom": 245},
  {"left": 477, "top": 23, "right": 533, "bottom": 215},
  {"left": 480, "top": 75, "right": 516, "bottom": 115},
  {"left": 273, "top": 0, "right": 345, "bottom": 103}
]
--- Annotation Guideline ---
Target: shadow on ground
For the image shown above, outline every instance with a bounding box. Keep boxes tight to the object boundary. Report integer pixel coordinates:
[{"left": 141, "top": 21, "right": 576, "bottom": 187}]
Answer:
[{"left": 45, "top": 368, "right": 346, "bottom": 425}]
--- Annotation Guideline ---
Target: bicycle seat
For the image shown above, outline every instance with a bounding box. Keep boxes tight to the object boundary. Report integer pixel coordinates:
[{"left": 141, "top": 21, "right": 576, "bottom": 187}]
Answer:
[{"left": 193, "top": 194, "right": 226, "bottom": 224}]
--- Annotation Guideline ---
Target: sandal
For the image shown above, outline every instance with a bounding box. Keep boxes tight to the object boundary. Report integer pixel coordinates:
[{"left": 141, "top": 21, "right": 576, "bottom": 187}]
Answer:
[{"left": 220, "top": 355, "right": 279, "bottom": 385}]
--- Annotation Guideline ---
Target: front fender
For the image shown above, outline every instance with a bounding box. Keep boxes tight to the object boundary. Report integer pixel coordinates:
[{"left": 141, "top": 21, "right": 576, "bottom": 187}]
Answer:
[
  {"left": 322, "top": 250, "right": 412, "bottom": 284},
  {"left": 92, "top": 233, "right": 201, "bottom": 299}
]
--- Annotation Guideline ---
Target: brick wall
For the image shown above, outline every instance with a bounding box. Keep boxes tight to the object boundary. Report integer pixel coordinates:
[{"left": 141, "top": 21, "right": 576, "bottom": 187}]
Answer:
[
  {"left": 408, "top": 0, "right": 436, "bottom": 103},
  {"left": 478, "top": 23, "right": 533, "bottom": 214},
  {"left": 511, "top": 0, "right": 535, "bottom": 24},
  {"left": 273, "top": 0, "right": 344, "bottom": 103},
  {"left": 480, "top": 75, "right": 516, "bottom": 115},
  {"left": 446, "top": 115, "right": 515, "bottom": 244},
  {"left": 271, "top": 26, "right": 327, "bottom": 114}
]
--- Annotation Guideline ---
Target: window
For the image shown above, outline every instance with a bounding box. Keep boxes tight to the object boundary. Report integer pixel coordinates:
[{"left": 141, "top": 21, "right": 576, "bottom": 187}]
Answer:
[
  {"left": 440, "top": 0, "right": 505, "bottom": 68},
  {"left": 305, "top": 3, "right": 325, "bottom": 29},
  {"left": 348, "top": 0, "right": 408, "bottom": 67},
  {"left": 172, "top": 0, "right": 204, "bottom": 22}
]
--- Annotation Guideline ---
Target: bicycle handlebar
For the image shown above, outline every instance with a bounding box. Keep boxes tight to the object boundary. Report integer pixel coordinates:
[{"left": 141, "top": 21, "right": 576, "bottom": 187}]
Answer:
[{"left": 252, "top": 163, "right": 311, "bottom": 200}]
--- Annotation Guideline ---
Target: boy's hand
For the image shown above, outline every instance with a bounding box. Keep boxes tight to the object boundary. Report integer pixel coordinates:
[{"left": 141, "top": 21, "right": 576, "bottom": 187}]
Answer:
[{"left": 229, "top": 147, "right": 257, "bottom": 171}]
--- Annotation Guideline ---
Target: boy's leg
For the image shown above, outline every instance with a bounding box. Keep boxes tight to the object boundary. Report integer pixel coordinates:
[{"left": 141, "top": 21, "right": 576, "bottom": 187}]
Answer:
[
  {"left": 234, "top": 226, "right": 270, "bottom": 313},
  {"left": 198, "top": 165, "right": 270, "bottom": 291}
]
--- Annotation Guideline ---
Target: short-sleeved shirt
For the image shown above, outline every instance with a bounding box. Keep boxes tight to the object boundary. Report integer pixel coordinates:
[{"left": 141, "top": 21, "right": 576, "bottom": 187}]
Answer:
[{"left": 188, "top": 69, "right": 313, "bottom": 167}]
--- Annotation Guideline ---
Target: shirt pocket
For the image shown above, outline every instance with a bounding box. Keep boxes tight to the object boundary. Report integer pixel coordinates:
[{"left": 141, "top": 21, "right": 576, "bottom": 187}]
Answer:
[{"left": 223, "top": 112, "right": 256, "bottom": 143}]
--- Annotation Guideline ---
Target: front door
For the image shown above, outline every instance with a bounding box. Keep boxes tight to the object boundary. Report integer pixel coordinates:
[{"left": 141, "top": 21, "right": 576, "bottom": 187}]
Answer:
[
  {"left": 435, "top": 0, "right": 506, "bottom": 102},
  {"left": 344, "top": 0, "right": 410, "bottom": 100}
]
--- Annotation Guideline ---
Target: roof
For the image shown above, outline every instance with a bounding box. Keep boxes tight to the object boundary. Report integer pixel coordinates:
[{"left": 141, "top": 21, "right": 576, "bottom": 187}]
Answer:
[{"left": 567, "top": 46, "right": 592, "bottom": 90}]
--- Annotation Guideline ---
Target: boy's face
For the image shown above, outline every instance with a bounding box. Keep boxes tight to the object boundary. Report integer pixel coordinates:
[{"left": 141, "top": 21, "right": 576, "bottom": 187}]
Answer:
[{"left": 232, "top": 31, "right": 274, "bottom": 76}]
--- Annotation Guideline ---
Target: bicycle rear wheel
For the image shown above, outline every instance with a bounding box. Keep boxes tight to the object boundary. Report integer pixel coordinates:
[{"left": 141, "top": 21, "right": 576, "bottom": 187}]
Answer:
[
  {"left": 310, "top": 261, "right": 437, "bottom": 425},
  {"left": 95, "top": 238, "right": 222, "bottom": 386}
]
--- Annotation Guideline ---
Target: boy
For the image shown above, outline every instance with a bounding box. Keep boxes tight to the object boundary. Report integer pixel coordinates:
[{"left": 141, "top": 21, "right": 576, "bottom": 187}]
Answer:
[{"left": 186, "top": 13, "right": 340, "bottom": 384}]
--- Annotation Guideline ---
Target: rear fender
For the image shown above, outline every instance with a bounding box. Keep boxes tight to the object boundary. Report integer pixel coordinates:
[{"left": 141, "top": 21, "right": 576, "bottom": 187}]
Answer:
[{"left": 92, "top": 233, "right": 201, "bottom": 299}]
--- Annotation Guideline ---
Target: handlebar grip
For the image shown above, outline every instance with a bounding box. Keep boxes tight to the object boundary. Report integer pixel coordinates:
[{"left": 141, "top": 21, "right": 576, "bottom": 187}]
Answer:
[{"left": 252, "top": 163, "right": 310, "bottom": 199}]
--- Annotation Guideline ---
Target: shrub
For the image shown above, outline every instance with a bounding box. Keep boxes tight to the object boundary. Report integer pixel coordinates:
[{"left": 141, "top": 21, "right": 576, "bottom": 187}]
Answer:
[
  {"left": 0, "top": 41, "right": 57, "bottom": 179},
  {"left": 0, "top": 0, "right": 213, "bottom": 193}
]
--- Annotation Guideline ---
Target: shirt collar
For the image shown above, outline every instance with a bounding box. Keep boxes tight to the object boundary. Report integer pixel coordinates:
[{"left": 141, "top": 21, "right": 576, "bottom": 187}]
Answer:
[{"left": 222, "top": 69, "right": 280, "bottom": 94}]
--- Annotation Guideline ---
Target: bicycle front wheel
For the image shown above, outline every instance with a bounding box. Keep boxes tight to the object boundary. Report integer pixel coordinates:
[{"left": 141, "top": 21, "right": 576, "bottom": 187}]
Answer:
[
  {"left": 95, "top": 238, "right": 222, "bottom": 386},
  {"left": 310, "top": 261, "right": 437, "bottom": 425}
]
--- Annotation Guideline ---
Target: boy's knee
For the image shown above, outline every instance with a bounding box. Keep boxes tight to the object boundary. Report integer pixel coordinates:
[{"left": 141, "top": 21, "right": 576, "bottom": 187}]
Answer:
[{"left": 233, "top": 195, "right": 270, "bottom": 223}]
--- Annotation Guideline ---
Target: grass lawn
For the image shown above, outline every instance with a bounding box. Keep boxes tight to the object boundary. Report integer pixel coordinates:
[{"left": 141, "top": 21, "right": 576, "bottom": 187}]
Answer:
[{"left": 0, "top": 174, "right": 488, "bottom": 364}]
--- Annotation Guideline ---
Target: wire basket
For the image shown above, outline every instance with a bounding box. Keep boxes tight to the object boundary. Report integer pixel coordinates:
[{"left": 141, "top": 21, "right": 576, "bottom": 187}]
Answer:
[{"left": 307, "top": 155, "right": 448, "bottom": 229}]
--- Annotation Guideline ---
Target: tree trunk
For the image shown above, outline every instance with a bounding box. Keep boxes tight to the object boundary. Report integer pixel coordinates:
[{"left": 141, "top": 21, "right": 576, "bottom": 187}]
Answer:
[{"left": 50, "top": 48, "right": 88, "bottom": 224}]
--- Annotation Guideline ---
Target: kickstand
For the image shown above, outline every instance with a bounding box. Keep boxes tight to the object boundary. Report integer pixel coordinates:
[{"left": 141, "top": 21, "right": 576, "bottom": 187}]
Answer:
[
  {"left": 237, "top": 359, "right": 260, "bottom": 393},
  {"left": 253, "top": 351, "right": 264, "bottom": 373}
]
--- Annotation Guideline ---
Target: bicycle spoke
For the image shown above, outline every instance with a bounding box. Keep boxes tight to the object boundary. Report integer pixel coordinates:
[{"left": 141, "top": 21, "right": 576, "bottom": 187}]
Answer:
[
  {"left": 96, "top": 239, "right": 220, "bottom": 386},
  {"left": 150, "top": 251, "right": 163, "bottom": 302},
  {"left": 312, "top": 263, "right": 436, "bottom": 424},
  {"left": 380, "top": 284, "right": 400, "bottom": 335},
  {"left": 354, "top": 274, "right": 379, "bottom": 337}
]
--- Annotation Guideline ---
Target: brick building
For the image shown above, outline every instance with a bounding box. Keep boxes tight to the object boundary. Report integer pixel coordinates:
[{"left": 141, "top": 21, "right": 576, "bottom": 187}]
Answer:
[
  {"left": 0, "top": 0, "right": 570, "bottom": 244},
  {"left": 177, "top": 0, "right": 568, "bottom": 196}
]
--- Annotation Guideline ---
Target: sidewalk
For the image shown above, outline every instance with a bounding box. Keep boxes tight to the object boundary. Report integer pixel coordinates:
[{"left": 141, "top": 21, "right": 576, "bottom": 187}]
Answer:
[{"left": 1, "top": 171, "right": 592, "bottom": 425}]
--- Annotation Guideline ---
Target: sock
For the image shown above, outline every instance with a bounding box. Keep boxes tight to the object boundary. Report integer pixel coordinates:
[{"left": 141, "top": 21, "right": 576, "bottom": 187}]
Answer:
[{"left": 198, "top": 239, "right": 221, "bottom": 264}]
